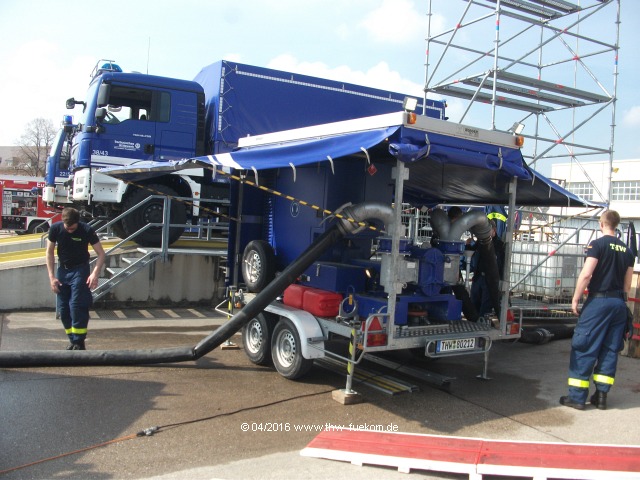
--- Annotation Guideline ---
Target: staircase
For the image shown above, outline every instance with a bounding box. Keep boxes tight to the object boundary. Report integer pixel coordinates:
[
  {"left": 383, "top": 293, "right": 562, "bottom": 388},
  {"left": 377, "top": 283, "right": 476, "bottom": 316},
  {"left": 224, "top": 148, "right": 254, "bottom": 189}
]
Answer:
[
  {"left": 92, "top": 248, "right": 161, "bottom": 302},
  {"left": 88, "top": 196, "right": 229, "bottom": 303}
]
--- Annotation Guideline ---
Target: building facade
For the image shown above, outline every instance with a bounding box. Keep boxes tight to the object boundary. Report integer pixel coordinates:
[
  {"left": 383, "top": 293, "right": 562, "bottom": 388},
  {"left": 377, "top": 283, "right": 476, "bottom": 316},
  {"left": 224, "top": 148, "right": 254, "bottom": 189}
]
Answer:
[{"left": 551, "top": 159, "right": 640, "bottom": 223}]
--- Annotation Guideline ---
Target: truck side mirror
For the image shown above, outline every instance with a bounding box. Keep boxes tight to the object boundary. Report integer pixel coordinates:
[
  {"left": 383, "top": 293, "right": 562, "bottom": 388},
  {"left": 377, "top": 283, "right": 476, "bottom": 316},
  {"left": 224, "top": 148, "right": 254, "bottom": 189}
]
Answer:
[
  {"left": 66, "top": 98, "right": 76, "bottom": 110},
  {"left": 97, "top": 84, "right": 111, "bottom": 108},
  {"left": 95, "top": 108, "right": 107, "bottom": 122}
]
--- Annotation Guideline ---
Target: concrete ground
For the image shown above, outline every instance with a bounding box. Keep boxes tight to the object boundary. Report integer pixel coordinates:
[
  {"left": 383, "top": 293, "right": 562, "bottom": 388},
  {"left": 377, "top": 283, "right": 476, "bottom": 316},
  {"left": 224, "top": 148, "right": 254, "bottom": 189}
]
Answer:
[{"left": 1, "top": 308, "right": 639, "bottom": 480}]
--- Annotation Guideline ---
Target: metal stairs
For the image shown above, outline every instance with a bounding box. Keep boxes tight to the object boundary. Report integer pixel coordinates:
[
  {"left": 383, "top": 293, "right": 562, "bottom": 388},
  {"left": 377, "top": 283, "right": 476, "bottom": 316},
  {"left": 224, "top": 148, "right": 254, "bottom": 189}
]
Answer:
[
  {"left": 87, "top": 195, "right": 230, "bottom": 303},
  {"left": 92, "top": 248, "right": 161, "bottom": 302}
]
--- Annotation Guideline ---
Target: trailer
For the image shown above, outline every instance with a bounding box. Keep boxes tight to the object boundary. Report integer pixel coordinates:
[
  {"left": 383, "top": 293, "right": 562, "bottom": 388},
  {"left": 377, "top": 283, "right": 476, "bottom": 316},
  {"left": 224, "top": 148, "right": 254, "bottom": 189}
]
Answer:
[
  {"left": 0, "top": 176, "right": 61, "bottom": 233},
  {"left": 43, "top": 59, "right": 445, "bottom": 247},
  {"left": 98, "top": 110, "right": 596, "bottom": 386}
]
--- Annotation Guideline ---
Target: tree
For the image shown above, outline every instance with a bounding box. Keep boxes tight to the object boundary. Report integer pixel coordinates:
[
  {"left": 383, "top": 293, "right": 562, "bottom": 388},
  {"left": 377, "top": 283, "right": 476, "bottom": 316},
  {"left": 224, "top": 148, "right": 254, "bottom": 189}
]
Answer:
[{"left": 16, "top": 118, "right": 56, "bottom": 177}]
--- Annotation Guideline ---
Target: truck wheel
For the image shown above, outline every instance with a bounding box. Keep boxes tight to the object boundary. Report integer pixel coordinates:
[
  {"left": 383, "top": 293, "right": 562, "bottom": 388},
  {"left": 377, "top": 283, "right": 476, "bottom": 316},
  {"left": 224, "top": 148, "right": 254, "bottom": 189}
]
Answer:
[
  {"left": 271, "top": 318, "right": 313, "bottom": 380},
  {"left": 121, "top": 184, "right": 187, "bottom": 247},
  {"left": 29, "top": 221, "right": 49, "bottom": 234},
  {"left": 242, "top": 240, "right": 275, "bottom": 292},
  {"left": 242, "top": 312, "right": 277, "bottom": 365},
  {"left": 110, "top": 220, "right": 127, "bottom": 240}
]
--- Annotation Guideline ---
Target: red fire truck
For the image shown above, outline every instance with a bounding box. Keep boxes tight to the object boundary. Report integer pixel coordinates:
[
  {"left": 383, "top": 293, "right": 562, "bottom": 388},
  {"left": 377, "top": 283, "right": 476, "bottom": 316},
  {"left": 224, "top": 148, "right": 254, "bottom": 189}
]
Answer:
[{"left": 0, "top": 176, "right": 61, "bottom": 233}]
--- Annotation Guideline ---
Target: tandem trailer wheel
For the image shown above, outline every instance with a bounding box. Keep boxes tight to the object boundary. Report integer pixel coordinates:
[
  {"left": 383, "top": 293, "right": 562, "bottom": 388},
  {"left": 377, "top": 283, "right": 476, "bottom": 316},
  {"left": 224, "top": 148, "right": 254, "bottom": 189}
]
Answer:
[{"left": 271, "top": 318, "right": 313, "bottom": 380}]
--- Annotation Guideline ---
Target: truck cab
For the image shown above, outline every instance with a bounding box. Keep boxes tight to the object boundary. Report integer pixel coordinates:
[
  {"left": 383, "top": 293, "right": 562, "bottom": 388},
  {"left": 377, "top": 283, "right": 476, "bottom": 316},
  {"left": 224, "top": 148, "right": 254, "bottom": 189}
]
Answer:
[{"left": 47, "top": 61, "right": 209, "bottom": 245}]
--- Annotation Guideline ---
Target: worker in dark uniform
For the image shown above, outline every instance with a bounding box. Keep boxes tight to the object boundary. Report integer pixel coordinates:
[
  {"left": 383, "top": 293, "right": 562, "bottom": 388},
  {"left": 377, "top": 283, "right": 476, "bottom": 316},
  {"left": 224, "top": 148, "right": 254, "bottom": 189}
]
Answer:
[
  {"left": 470, "top": 220, "right": 505, "bottom": 318},
  {"left": 46, "top": 207, "right": 106, "bottom": 350},
  {"left": 560, "top": 210, "right": 634, "bottom": 410}
]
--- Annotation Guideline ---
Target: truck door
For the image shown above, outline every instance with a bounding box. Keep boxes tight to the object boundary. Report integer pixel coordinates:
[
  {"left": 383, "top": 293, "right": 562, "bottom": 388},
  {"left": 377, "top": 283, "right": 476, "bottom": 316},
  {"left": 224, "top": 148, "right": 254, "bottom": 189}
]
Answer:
[
  {"left": 92, "top": 84, "right": 159, "bottom": 168},
  {"left": 154, "top": 89, "right": 198, "bottom": 161}
]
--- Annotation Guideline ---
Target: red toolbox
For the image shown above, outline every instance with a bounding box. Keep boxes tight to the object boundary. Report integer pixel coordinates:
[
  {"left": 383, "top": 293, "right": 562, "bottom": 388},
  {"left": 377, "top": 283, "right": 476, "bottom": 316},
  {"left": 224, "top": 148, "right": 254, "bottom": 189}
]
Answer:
[
  {"left": 302, "top": 288, "right": 343, "bottom": 317},
  {"left": 283, "top": 284, "right": 311, "bottom": 309}
]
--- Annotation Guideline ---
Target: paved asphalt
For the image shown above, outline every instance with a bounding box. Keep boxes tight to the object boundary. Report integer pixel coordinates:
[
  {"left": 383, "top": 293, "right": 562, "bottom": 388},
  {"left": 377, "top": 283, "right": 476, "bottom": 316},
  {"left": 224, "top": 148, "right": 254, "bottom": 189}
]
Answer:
[{"left": 1, "top": 308, "right": 639, "bottom": 480}]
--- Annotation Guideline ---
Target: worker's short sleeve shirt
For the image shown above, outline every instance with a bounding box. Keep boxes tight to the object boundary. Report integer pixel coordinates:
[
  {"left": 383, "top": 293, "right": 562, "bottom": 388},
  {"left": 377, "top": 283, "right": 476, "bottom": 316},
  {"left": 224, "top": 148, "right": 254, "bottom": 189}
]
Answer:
[{"left": 586, "top": 235, "right": 634, "bottom": 292}]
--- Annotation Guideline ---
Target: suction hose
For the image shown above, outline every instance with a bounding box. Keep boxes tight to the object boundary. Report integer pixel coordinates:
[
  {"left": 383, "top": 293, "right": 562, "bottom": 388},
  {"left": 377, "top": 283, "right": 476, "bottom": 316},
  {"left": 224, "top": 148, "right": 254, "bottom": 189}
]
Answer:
[
  {"left": 518, "top": 325, "right": 575, "bottom": 344},
  {"left": 430, "top": 210, "right": 501, "bottom": 316},
  {"left": 0, "top": 202, "right": 393, "bottom": 368}
]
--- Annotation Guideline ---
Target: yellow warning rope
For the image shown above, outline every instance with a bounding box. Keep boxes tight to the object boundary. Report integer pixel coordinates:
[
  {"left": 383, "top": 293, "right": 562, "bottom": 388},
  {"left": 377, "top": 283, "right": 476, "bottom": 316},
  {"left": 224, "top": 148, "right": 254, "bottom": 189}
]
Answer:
[{"left": 121, "top": 164, "right": 382, "bottom": 232}]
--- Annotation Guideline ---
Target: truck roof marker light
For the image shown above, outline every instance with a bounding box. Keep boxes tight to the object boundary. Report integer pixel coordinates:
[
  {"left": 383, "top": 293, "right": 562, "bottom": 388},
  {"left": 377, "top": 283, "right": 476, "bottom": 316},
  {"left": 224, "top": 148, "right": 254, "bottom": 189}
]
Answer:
[
  {"left": 515, "top": 135, "right": 525, "bottom": 147},
  {"left": 402, "top": 96, "right": 418, "bottom": 112},
  {"left": 406, "top": 112, "right": 417, "bottom": 124}
]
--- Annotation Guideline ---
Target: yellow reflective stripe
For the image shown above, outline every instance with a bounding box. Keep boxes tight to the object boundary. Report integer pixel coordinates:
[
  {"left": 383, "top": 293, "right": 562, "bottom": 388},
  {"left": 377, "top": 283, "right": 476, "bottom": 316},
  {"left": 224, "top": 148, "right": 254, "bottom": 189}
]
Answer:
[
  {"left": 568, "top": 378, "right": 590, "bottom": 389},
  {"left": 593, "top": 374, "right": 614, "bottom": 385},
  {"left": 487, "top": 212, "right": 507, "bottom": 222},
  {"left": 71, "top": 327, "right": 88, "bottom": 335},
  {"left": 64, "top": 328, "right": 72, "bottom": 334}
]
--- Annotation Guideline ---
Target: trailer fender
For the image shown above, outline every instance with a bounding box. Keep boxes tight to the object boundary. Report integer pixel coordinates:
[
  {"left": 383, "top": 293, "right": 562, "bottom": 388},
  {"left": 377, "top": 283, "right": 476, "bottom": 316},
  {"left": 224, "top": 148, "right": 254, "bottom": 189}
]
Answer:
[{"left": 264, "top": 303, "right": 325, "bottom": 360}]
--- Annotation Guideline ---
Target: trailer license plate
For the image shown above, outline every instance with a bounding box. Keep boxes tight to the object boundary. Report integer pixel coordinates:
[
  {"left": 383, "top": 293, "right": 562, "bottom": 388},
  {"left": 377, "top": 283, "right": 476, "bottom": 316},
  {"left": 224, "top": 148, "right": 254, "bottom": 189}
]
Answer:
[{"left": 436, "top": 338, "right": 476, "bottom": 353}]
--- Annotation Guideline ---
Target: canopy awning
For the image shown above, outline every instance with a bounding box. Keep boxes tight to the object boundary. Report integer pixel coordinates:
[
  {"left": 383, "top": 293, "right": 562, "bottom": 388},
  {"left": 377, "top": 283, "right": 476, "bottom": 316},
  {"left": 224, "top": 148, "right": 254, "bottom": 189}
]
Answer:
[{"left": 99, "top": 120, "right": 600, "bottom": 209}]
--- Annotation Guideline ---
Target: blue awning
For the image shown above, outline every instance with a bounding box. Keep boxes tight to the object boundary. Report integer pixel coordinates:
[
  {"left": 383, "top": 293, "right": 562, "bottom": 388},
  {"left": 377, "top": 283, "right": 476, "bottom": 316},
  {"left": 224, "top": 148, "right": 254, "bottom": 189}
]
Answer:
[{"left": 99, "top": 122, "right": 599, "bottom": 208}]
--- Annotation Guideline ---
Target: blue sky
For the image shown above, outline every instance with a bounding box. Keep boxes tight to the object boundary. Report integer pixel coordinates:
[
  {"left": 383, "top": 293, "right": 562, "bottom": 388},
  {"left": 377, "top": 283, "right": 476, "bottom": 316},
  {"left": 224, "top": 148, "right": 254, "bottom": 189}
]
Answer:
[{"left": 0, "top": 0, "right": 638, "bottom": 175}]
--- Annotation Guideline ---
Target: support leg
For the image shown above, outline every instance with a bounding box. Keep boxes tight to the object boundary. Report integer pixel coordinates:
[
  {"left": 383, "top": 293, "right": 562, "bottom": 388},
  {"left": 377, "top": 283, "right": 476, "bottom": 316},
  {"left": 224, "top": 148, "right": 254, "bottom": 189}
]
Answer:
[{"left": 332, "top": 328, "right": 364, "bottom": 405}]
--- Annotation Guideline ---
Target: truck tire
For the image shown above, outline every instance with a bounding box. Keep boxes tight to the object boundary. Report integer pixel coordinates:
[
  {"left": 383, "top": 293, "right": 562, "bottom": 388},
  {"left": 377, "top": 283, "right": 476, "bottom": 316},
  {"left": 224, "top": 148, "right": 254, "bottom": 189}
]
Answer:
[
  {"left": 110, "top": 220, "right": 127, "bottom": 240},
  {"left": 242, "top": 240, "right": 276, "bottom": 292},
  {"left": 271, "top": 318, "right": 313, "bottom": 380},
  {"left": 121, "top": 184, "right": 187, "bottom": 247},
  {"left": 242, "top": 312, "right": 277, "bottom": 366},
  {"left": 28, "top": 220, "right": 49, "bottom": 234}
]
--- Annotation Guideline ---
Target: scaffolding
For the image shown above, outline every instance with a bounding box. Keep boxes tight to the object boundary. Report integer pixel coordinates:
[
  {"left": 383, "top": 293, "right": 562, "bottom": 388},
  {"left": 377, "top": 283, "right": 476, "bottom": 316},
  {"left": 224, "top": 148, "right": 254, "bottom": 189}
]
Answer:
[{"left": 424, "top": 0, "right": 621, "bottom": 204}]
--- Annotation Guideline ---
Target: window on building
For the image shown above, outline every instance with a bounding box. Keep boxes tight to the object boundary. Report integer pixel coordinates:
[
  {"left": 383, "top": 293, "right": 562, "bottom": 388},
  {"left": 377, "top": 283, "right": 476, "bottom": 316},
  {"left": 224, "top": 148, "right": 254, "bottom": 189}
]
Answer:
[
  {"left": 567, "top": 182, "right": 594, "bottom": 200},
  {"left": 612, "top": 180, "right": 640, "bottom": 201}
]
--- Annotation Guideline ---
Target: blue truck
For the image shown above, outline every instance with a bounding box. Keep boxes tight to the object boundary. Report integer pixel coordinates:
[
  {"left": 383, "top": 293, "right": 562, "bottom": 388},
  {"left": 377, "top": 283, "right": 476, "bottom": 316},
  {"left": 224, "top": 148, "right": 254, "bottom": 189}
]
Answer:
[{"left": 44, "top": 59, "right": 445, "bottom": 246}]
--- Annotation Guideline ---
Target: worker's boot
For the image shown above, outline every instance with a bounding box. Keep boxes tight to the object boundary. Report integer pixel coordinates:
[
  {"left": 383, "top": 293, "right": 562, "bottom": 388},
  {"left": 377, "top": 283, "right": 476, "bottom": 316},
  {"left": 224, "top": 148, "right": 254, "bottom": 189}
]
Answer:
[
  {"left": 590, "top": 391, "right": 607, "bottom": 410},
  {"left": 559, "top": 396, "right": 585, "bottom": 410}
]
